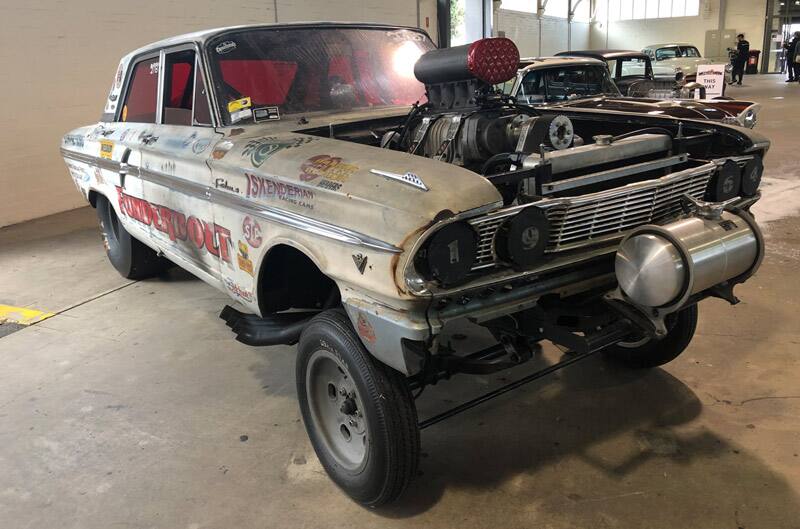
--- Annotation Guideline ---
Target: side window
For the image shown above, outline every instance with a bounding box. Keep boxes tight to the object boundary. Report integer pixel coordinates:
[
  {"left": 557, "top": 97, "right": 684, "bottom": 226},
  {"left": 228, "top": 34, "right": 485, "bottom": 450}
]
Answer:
[
  {"left": 656, "top": 47, "right": 679, "bottom": 60},
  {"left": 517, "top": 71, "right": 546, "bottom": 103},
  {"left": 122, "top": 57, "right": 159, "bottom": 123},
  {"left": 162, "top": 49, "right": 213, "bottom": 126},
  {"left": 163, "top": 50, "right": 195, "bottom": 126}
]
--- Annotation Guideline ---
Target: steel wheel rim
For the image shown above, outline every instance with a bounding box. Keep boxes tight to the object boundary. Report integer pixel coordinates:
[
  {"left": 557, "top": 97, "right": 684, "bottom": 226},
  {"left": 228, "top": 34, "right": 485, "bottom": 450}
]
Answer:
[{"left": 306, "top": 349, "right": 368, "bottom": 471}]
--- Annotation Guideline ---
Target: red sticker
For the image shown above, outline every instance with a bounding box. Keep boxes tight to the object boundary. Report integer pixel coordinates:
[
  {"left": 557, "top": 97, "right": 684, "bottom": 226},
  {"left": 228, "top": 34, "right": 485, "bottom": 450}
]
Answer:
[{"left": 242, "top": 216, "right": 262, "bottom": 248}]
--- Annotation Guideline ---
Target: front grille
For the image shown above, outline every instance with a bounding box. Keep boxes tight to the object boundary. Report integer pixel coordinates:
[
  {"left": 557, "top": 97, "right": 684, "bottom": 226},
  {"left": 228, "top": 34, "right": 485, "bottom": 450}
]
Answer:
[{"left": 468, "top": 165, "right": 714, "bottom": 269}]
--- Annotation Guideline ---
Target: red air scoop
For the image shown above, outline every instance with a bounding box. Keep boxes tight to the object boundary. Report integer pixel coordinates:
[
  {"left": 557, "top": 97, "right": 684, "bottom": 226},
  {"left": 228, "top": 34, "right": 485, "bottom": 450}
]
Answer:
[
  {"left": 414, "top": 37, "right": 521, "bottom": 85},
  {"left": 466, "top": 38, "right": 520, "bottom": 84}
]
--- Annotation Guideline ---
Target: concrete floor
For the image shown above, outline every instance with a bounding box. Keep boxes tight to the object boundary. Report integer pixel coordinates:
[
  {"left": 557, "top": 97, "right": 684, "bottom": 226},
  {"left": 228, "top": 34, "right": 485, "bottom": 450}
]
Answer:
[{"left": 1, "top": 74, "right": 799, "bottom": 529}]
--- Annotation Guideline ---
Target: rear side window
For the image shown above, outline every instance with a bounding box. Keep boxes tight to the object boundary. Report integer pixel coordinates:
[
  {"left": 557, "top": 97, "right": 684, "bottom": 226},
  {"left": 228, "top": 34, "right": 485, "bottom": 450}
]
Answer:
[{"left": 122, "top": 58, "right": 159, "bottom": 123}]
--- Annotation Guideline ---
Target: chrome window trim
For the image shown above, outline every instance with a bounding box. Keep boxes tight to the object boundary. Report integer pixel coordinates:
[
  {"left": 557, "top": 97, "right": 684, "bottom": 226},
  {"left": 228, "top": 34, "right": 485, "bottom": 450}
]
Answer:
[
  {"left": 156, "top": 49, "right": 166, "bottom": 125},
  {"left": 60, "top": 148, "right": 401, "bottom": 254}
]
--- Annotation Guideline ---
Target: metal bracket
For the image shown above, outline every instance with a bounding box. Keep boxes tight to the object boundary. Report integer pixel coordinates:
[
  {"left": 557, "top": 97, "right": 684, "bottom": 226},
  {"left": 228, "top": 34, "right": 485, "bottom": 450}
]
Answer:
[
  {"left": 434, "top": 114, "right": 463, "bottom": 161},
  {"left": 681, "top": 194, "right": 740, "bottom": 220},
  {"left": 408, "top": 116, "right": 432, "bottom": 154}
]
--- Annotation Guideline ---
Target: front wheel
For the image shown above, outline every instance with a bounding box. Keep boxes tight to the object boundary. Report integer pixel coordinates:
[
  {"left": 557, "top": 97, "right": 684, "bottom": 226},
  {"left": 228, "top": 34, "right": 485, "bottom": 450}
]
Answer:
[
  {"left": 296, "top": 309, "right": 419, "bottom": 507},
  {"left": 604, "top": 304, "right": 699, "bottom": 369}
]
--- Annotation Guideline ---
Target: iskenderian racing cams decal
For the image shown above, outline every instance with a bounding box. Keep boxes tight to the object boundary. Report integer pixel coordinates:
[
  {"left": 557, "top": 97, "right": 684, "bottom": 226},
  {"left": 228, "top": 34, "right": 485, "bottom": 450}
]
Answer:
[
  {"left": 115, "top": 187, "right": 233, "bottom": 264},
  {"left": 245, "top": 173, "right": 314, "bottom": 210}
]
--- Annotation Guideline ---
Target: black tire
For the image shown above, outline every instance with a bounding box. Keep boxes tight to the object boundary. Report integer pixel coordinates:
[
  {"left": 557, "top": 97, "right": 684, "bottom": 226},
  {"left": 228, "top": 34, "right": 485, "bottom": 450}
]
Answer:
[
  {"left": 296, "top": 309, "right": 419, "bottom": 507},
  {"left": 96, "top": 194, "right": 169, "bottom": 280},
  {"left": 604, "top": 304, "right": 699, "bottom": 369}
]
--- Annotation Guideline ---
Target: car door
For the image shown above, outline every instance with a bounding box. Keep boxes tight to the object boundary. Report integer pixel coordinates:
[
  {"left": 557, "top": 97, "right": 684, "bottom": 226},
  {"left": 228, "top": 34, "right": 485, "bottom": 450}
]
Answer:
[
  {"left": 138, "top": 46, "right": 228, "bottom": 285},
  {"left": 105, "top": 52, "right": 162, "bottom": 248}
]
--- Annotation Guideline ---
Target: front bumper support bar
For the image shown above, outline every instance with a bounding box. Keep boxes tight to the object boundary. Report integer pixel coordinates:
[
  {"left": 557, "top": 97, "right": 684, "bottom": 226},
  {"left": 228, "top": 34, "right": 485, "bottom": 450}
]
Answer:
[{"left": 416, "top": 318, "right": 633, "bottom": 430}]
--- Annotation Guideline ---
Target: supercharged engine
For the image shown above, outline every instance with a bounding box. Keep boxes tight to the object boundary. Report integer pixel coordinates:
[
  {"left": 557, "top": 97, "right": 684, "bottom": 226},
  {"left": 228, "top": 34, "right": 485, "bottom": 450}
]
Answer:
[{"left": 385, "top": 38, "right": 577, "bottom": 173}]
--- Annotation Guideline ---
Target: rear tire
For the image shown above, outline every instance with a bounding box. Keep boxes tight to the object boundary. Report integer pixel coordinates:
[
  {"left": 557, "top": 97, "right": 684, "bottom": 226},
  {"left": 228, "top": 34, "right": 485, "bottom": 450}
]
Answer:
[
  {"left": 296, "top": 309, "right": 419, "bottom": 507},
  {"left": 96, "top": 194, "right": 169, "bottom": 279},
  {"left": 604, "top": 304, "right": 699, "bottom": 369}
]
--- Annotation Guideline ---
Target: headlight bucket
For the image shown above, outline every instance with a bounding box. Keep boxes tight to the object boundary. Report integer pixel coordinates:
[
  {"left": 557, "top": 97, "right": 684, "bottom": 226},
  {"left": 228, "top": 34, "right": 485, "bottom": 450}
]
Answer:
[
  {"left": 495, "top": 207, "right": 549, "bottom": 267},
  {"left": 706, "top": 160, "right": 741, "bottom": 202},
  {"left": 740, "top": 156, "right": 763, "bottom": 197},
  {"left": 414, "top": 221, "right": 477, "bottom": 286}
]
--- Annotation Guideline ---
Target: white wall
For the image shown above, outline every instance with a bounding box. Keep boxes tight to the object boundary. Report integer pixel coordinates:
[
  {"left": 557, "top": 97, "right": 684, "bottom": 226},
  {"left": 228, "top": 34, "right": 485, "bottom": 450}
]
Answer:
[
  {"left": 590, "top": 0, "right": 766, "bottom": 58},
  {"left": 495, "top": 10, "right": 591, "bottom": 56},
  {"left": 0, "top": 0, "right": 435, "bottom": 228}
]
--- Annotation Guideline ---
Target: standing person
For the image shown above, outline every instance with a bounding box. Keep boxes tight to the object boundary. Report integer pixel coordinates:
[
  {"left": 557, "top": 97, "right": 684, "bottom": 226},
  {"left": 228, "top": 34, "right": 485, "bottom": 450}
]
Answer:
[
  {"left": 793, "top": 32, "right": 800, "bottom": 84},
  {"left": 729, "top": 33, "right": 750, "bottom": 86},
  {"left": 786, "top": 32, "right": 800, "bottom": 82}
]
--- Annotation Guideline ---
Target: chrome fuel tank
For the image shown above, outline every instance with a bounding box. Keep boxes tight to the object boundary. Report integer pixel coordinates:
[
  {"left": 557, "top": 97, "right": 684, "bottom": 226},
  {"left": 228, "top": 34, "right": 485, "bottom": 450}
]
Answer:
[{"left": 615, "top": 210, "right": 763, "bottom": 309}]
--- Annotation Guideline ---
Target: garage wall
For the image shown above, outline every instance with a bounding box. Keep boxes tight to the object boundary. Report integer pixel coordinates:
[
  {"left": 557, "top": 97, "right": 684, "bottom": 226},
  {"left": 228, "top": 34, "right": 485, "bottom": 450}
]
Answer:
[
  {"left": 0, "top": 0, "right": 436, "bottom": 228},
  {"left": 590, "top": 0, "right": 766, "bottom": 58},
  {"left": 495, "top": 10, "right": 591, "bottom": 56}
]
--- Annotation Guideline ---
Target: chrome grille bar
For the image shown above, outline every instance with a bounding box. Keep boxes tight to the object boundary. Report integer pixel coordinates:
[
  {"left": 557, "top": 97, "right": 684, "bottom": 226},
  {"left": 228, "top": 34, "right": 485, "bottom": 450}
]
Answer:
[{"left": 468, "top": 164, "right": 716, "bottom": 268}]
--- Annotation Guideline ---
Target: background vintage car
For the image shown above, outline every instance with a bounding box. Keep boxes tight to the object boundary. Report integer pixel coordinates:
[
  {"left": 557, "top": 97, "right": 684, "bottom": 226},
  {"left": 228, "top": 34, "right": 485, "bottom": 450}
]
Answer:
[
  {"left": 555, "top": 49, "right": 679, "bottom": 94},
  {"left": 508, "top": 56, "right": 759, "bottom": 127},
  {"left": 642, "top": 42, "right": 733, "bottom": 84}
]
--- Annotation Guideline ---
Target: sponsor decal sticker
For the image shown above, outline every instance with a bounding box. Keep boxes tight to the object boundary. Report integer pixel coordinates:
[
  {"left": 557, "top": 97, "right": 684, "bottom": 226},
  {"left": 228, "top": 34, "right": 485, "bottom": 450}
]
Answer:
[
  {"left": 356, "top": 312, "right": 376, "bottom": 344},
  {"left": 99, "top": 139, "right": 114, "bottom": 160},
  {"left": 181, "top": 131, "right": 199, "bottom": 148},
  {"left": 245, "top": 173, "right": 314, "bottom": 210},
  {"left": 299, "top": 155, "right": 358, "bottom": 185},
  {"left": 227, "top": 97, "right": 252, "bottom": 113},
  {"left": 241, "top": 136, "right": 316, "bottom": 168},
  {"left": 214, "top": 178, "right": 239, "bottom": 193},
  {"left": 223, "top": 277, "right": 253, "bottom": 302},
  {"left": 114, "top": 63, "right": 124, "bottom": 89},
  {"left": 230, "top": 109, "right": 251, "bottom": 123},
  {"left": 253, "top": 106, "right": 281, "bottom": 122},
  {"left": 211, "top": 140, "right": 234, "bottom": 160},
  {"left": 352, "top": 253, "right": 368, "bottom": 274},
  {"left": 242, "top": 216, "right": 263, "bottom": 248},
  {"left": 223, "top": 277, "right": 253, "bottom": 301},
  {"left": 216, "top": 41, "right": 237, "bottom": 55},
  {"left": 67, "top": 162, "right": 90, "bottom": 183},
  {"left": 63, "top": 134, "right": 85, "bottom": 148},
  {"left": 115, "top": 187, "right": 232, "bottom": 264},
  {"left": 149, "top": 62, "right": 159, "bottom": 75},
  {"left": 192, "top": 138, "right": 211, "bottom": 154},
  {"left": 237, "top": 241, "right": 254, "bottom": 276}
]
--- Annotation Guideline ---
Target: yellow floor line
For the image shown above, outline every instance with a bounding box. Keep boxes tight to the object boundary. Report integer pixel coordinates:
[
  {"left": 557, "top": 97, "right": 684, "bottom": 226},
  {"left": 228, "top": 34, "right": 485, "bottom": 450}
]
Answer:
[{"left": 0, "top": 304, "right": 55, "bottom": 325}]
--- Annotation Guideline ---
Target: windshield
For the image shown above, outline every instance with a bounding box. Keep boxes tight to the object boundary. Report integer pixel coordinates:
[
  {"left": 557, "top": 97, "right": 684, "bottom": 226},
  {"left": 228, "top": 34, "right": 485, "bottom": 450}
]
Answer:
[
  {"left": 515, "top": 64, "right": 621, "bottom": 103},
  {"left": 206, "top": 27, "right": 434, "bottom": 125},
  {"left": 616, "top": 57, "right": 652, "bottom": 78}
]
